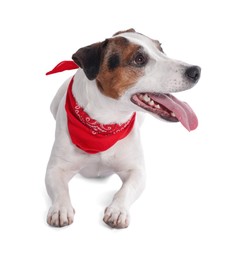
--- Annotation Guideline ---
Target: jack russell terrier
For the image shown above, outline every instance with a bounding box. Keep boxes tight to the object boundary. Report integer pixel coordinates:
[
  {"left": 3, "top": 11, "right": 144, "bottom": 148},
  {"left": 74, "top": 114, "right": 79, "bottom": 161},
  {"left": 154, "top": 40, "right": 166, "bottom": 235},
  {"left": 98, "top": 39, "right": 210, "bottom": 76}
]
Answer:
[{"left": 45, "top": 28, "right": 201, "bottom": 229}]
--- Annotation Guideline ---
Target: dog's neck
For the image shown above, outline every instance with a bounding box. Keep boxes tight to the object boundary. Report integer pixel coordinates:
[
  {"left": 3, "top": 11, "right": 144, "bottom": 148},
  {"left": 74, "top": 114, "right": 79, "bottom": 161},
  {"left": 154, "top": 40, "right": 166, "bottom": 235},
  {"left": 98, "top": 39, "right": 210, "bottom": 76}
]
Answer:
[{"left": 72, "top": 70, "right": 134, "bottom": 124}]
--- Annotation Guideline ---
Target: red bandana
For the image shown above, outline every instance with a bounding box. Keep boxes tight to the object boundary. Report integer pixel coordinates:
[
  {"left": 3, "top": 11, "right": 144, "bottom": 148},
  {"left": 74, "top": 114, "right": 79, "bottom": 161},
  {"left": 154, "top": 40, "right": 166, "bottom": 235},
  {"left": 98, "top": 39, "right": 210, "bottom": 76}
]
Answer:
[
  {"left": 46, "top": 60, "right": 79, "bottom": 75},
  {"left": 65, "top": 77, "right": 136, "bottom": 154},
  {"left": 46, "top": 61, "right": 136, "bottom": 154}
]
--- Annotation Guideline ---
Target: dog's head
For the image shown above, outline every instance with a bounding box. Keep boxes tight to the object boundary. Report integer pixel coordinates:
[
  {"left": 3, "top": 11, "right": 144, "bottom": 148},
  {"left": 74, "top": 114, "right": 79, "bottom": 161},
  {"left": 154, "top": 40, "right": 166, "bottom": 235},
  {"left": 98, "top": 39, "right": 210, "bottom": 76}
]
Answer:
[{"left": 72, "top": 28, "right": 201, "bottom": 131}]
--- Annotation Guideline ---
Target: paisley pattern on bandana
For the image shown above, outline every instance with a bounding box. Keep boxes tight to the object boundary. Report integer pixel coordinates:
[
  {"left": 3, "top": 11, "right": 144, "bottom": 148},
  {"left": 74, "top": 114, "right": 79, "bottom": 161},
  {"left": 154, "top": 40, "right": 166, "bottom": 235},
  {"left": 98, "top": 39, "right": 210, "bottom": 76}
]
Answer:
[{"left": 73, "top": 103, "right": 134, "bottom": 136}]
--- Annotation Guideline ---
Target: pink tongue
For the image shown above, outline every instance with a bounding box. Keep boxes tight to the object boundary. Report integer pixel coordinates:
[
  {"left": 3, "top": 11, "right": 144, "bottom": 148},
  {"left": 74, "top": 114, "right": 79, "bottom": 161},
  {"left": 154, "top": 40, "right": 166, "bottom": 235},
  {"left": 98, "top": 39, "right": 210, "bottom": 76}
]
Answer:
[{"left": 150, "top": 93, "right": 198, "bottom": 131}]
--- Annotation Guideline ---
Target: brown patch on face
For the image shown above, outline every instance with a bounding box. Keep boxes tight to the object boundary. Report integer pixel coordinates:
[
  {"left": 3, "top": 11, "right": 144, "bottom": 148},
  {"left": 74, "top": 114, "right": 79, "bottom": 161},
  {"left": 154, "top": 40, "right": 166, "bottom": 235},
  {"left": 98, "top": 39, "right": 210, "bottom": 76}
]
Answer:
[{"left": 96, "top": 37, "right": 145, "bottom": 99}]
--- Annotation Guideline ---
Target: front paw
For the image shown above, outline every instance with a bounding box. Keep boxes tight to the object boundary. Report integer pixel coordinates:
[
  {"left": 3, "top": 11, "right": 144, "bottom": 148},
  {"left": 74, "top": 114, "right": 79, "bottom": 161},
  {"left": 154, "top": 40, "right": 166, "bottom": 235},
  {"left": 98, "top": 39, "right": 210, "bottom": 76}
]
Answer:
[
  {"left": 47, "top": 204, "right": 75, "bottom": 227},
  {"left": 103, "top": 206, "right": 129, "bottom": 229}
]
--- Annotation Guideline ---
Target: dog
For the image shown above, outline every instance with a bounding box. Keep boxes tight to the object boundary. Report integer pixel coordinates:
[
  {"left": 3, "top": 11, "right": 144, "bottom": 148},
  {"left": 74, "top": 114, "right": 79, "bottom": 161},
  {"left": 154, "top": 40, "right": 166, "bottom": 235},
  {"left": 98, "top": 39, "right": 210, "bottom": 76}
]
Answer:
[{"left": 45, "top": 28, "right": 201, "bottom": 229}]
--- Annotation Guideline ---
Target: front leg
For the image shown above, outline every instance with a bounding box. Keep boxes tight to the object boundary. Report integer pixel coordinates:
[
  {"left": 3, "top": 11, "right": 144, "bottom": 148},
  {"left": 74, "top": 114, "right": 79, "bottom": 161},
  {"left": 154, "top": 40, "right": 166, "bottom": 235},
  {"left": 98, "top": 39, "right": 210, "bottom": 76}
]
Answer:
[
  {"left": 103, "top": 169, "right": 145, "bottom": 229},
  {"left": 45, "top": 157, "right": 77, "bottom": 227}
]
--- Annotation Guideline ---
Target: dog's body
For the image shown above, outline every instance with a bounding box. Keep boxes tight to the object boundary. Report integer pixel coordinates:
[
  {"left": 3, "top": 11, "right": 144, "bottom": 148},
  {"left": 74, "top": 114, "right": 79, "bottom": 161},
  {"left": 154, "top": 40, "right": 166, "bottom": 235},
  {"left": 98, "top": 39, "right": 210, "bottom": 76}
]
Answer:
[{"left": 46, "top": 29, "right": 201, "bottom": 228}]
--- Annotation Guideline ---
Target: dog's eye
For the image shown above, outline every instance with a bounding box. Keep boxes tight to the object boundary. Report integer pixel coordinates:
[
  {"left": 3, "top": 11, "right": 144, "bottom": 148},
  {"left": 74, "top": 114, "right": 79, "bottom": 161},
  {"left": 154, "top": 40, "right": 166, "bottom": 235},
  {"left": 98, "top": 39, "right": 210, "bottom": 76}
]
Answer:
[{"left": 133, "top": 53, "right": 148, "bottom": 67}]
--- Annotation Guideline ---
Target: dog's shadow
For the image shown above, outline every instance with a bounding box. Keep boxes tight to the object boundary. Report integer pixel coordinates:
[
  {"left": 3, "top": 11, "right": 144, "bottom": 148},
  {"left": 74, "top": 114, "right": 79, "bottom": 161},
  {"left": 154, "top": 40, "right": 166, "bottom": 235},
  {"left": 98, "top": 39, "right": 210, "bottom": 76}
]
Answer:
[
  {"left": 76, "top": 173, "right": 120, "bottom": 205},
  {"left": 74, "top": 173, "right": 121, "bottom": 228}
]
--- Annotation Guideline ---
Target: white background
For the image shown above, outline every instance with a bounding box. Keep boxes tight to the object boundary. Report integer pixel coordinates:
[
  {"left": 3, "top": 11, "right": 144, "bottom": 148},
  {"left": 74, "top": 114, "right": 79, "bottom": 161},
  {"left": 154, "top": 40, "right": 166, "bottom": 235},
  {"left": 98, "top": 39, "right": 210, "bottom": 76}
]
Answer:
[{"left": 0, "top": 0, "right": 232, "bottom": 259}]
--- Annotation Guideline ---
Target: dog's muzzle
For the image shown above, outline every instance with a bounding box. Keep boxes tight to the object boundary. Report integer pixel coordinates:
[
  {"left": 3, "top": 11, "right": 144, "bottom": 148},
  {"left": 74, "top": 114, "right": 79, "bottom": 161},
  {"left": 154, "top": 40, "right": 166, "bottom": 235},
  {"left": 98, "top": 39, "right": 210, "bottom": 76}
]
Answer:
[
  {"left": 185, "top": 66, "right": 201, "bottom": 83},
  {"left": 131, "top": 65, "right": 202, "bottom": 131}
]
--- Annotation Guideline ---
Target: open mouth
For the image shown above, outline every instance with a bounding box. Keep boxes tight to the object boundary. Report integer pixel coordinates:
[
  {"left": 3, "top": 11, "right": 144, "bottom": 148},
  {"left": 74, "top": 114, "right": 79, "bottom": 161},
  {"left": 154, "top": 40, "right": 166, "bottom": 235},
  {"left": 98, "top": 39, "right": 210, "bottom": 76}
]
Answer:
[{"left": 131, "top": 92, "right": 198, "bottom": 131}]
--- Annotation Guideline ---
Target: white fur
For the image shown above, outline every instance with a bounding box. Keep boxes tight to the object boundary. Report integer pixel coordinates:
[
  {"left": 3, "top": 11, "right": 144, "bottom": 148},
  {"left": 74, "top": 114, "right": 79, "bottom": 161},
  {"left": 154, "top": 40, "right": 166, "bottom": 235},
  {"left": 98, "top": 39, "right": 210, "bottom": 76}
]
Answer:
[{"left": 45, "top": 32, "right": 198, "bottom": 228}]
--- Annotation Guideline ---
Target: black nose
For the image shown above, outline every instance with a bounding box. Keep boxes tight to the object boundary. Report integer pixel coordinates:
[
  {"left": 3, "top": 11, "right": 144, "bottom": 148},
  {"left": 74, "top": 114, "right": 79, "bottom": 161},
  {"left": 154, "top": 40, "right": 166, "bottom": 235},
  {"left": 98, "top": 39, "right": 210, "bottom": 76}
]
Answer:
[{"left": 185, "top": 66, "right": 201, "bottom": 83}]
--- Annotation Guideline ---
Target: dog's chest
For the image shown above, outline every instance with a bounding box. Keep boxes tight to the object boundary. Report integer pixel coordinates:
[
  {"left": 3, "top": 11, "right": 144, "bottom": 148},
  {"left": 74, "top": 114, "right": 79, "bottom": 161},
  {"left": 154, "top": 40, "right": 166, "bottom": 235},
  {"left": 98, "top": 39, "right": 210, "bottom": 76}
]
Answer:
[
  {"left": 79, "top": 154, "right": 116, "bottom": 178},
  {"left": 80, "top": 162, "right": 113, "bottom": 178},
  {"left": 79, "top": 163, "right": 113, "bottom": 178}
]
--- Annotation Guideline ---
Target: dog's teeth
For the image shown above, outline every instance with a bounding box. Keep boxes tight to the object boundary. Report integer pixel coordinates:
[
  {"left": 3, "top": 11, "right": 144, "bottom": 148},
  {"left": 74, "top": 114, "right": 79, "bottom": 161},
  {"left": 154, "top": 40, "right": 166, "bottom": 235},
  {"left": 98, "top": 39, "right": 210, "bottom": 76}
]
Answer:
[
  {"left": 155, "top": 104, "right": 161, "bottom": 109},
  {"left": 139, "top": 94, "right": 144, "bottom": 100},
  {"left": 143, "top": 94, "right": 150, "bottom": 102},
  {"left": 171, "top": 112, "right": 176, "bottom": 117},
  {"left": 149, "top": 100, "right": 154, "bottom": 106}
]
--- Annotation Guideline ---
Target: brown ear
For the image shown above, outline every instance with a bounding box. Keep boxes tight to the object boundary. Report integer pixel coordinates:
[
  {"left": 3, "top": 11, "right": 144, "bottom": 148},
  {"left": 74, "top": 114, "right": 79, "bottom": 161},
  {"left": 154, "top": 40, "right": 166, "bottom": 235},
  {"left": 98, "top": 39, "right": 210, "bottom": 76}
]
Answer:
[
  {"left": 113, "top": 28, "right": 136, "bottom": 36},
  {"left": 72, "top": 40, "right": 108, "bottom": 80}
]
